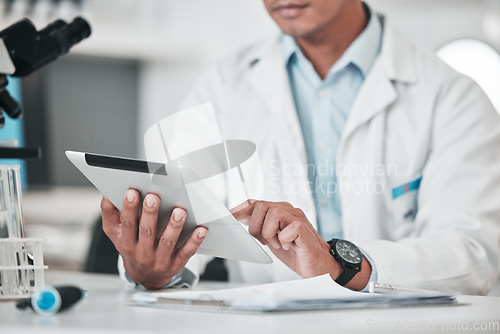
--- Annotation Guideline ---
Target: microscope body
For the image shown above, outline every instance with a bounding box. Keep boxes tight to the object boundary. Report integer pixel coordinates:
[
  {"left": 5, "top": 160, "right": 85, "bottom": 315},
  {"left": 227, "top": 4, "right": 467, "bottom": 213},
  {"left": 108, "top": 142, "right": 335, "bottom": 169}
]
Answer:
[{"left": 0, "top": 16, "right": 90, "bottom": 158}]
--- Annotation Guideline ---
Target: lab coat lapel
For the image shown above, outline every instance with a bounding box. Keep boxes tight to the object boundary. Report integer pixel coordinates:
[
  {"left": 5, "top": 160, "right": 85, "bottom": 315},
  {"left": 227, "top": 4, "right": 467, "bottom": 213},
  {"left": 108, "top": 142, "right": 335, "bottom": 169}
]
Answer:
[
  {"left": 341, "top": 59, "right": 396, "bottom": 144},
  {"left": 341, "top": 16, "right": 418, "bottom": 145},
  {"left": 247, "top": 40, "right": 317, "bottom": 228}
]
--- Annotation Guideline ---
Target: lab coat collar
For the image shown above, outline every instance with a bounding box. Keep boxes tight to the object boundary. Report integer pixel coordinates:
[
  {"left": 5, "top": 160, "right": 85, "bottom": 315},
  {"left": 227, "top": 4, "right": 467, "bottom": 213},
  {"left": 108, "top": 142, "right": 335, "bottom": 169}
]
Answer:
[
  {"left": 379, "top": 15, "right": 418, "bottom": 84},
  {"left": 280, "top": 7, "right": 383, "bottom": 81},
  {"left": 242, "top": 15, "right": 419, "bottom": 143},
  {"left": 339, "top": 15, "right": 418, "bottom": 142},
  {"left": 246, "top": 36, "right": 308, "bottom": 165},
  {"left": 244, "top": 14, "right": 418, "bottom": 85},
  {"left": 244, "top": 36, "right": 305, "bottom": 165}
]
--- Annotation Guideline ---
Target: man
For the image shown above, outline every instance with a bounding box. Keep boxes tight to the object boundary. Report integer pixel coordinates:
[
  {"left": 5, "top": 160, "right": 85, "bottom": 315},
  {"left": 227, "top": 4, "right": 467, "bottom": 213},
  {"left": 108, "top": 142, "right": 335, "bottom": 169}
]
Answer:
[{"left": 101, "top": 0, "right": 500, "bottom": 294}]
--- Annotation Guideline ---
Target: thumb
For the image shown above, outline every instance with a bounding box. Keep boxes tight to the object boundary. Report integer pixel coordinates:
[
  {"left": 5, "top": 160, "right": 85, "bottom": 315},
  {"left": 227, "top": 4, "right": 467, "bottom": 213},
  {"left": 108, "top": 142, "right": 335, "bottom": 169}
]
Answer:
[{"left": 229, "top": 199, "right": 256, "bottom": 224}]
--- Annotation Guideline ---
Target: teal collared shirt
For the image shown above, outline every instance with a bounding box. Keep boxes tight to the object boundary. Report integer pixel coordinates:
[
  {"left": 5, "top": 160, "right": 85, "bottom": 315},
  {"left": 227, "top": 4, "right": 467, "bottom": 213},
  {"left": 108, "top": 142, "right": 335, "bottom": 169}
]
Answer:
[{"left": 282, "top": 5, "right": 382, "bottom": 289}]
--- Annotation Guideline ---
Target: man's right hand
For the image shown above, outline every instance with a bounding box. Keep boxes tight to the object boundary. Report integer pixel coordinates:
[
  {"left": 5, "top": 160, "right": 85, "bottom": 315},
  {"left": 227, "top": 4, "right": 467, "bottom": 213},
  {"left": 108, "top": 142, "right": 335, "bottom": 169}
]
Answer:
[{"left": 101, "top": 189, "right": 208, "bottom": 290}]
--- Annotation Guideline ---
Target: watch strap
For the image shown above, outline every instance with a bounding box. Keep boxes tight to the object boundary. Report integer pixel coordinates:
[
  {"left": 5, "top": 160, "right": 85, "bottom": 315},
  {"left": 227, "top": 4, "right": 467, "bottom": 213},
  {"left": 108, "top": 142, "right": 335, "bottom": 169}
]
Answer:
[{"left": 335, "top": 265, "right": 361, "bottom": 286}]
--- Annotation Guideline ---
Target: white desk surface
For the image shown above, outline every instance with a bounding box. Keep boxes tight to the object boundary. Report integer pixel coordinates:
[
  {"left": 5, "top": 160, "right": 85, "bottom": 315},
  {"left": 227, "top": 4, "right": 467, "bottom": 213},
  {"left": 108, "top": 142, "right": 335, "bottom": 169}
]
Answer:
[{"left": 0, "top": 271, "right": 499, "bottom": 334}]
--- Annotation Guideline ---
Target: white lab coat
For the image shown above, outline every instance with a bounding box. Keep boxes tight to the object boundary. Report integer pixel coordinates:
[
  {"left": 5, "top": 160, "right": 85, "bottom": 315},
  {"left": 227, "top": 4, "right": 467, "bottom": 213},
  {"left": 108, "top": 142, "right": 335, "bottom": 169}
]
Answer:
[
  {"left": 119, "top": 15, "right": 500, "bottom": 294},
  {"left": 175, "top": 14, "right": 500, "bottom": 295}
]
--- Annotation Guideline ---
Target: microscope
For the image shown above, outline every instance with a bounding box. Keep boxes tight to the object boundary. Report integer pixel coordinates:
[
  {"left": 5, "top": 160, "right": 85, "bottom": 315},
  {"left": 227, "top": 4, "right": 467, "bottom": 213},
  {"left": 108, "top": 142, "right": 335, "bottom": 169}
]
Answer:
[
  {"left": 0, "top": 16, "right": 90, "bottom": 300},
  {"left": 0, "top": 16, "right": 91, "bottom": 158}
]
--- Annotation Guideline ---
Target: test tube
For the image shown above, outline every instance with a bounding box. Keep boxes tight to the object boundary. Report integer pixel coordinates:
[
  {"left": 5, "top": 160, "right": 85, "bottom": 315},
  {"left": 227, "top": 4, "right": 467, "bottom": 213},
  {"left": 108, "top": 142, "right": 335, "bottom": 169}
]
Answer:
[
  {"left": 0, "top": 165, "right": 27, "bottom": 298},
  {"left": 0, "top": 164, "right": 24, "bottom": 239}
]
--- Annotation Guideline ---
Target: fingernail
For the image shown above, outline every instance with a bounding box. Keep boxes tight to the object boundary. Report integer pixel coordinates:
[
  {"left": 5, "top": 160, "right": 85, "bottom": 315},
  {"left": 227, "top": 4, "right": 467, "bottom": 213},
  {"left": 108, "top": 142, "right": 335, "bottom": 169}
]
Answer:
[
  {"left": 173, "top": 208, "right": 184, "bottom": 222},
  {"left": 126, "top": 190, "right": 135, "bottom": 203},
  {"left": 198, "top": 229, "right": 207, "bottom": 238},
  {"left": 145, "top": 195, "right": 156, "bottom": 208},
  {"left": 271, "top": 241, "right": 281, "bottom": 249}
]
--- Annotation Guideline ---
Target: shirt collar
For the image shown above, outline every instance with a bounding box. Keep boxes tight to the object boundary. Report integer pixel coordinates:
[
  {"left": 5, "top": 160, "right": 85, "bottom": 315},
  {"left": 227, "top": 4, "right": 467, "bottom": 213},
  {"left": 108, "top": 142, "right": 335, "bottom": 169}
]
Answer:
[{"left": 281, "top": 3, "right": 382, "bottom": 79}]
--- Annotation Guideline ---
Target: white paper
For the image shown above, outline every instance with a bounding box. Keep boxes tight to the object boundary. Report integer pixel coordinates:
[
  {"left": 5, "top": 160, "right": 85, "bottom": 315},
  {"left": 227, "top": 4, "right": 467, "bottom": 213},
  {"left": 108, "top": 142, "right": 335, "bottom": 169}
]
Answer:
[
  {"left": 133, "top": 274, "right": 374, "bottom": 306},
  {"left": 132, "top": 274, "right": 456, "bottom": 312}
]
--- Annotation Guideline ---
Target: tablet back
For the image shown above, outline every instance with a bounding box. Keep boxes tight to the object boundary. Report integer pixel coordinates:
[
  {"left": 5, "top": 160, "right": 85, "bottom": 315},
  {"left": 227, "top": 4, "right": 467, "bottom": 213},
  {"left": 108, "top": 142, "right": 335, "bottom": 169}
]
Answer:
[{"left": 66, "top": 151, "right": 272, "bottom": 264}]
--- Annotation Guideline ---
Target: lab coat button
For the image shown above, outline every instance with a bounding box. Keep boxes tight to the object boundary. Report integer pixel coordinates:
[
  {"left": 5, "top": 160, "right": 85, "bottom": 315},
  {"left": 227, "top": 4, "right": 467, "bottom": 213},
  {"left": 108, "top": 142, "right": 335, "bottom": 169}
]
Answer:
[{"left": 317, "top": 89, "right": 327, "bottom": 98}]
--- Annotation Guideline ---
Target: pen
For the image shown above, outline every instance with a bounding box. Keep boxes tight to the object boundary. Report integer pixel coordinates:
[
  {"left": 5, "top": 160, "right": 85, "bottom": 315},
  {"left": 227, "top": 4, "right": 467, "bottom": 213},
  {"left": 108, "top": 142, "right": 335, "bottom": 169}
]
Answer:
[
  {"left": 369, "top": 282, "right": 443, "bottom": 295},
  {"left": 156, "top": 297, "right": 228, "bottom": 307}
]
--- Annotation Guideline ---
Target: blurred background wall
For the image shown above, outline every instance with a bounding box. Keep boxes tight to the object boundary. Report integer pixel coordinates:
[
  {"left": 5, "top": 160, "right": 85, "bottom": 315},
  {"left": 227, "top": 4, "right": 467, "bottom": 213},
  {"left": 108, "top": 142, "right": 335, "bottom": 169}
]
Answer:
[{"left": 0, "top": 0, "right": 498, "bottom": 274}]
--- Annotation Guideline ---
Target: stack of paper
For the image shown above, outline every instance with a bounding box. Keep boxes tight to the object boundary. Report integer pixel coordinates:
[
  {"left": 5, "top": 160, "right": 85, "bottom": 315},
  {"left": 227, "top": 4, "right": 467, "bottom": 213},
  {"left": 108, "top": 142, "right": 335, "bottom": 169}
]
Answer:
[{"left": 130, "top": 274, "right": 456, "bottom": 313}]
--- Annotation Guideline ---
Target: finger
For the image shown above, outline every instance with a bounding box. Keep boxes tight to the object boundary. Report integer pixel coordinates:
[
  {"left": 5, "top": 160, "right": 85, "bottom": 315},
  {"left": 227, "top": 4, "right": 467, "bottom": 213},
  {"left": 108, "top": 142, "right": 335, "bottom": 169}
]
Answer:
[
  {"left": 136, "top": 194, "right": 160, "bottom": 259},
  {"left": 231, "top": 200, "right": 295, "bottom": 218},
  {"left": 156, "top": 208, "right": 187, "bottom": 259},
  {"left": 171, "top": 226, "right": 207, "bottom": 272},
  {"left": 248, "top": 201, "right": 272, "bottom": 245},
  {"left": 100, "top": 196, "right": 120, "bottom": 243},
  {"left": 269, "top": 202, "right": 300, "bottom": 218},
  {"left": 261, "top": 207, "right": 293, "bottom": 249},
  {"left": 120, "top": 189, "right": 141, "bottom": 247},
  {"left": 278, "top": 220, "right": 309, "bottom": 250},
  {"left": 231, "top": 200, "right": 294, "bottom": 221}
]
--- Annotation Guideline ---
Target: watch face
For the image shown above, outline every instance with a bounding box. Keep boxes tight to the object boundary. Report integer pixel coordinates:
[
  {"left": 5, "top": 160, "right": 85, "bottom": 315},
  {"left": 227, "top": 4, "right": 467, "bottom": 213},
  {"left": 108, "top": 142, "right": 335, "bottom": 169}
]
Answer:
[{"left": 335, "top": 240, "right": 362, "bottom": 265}]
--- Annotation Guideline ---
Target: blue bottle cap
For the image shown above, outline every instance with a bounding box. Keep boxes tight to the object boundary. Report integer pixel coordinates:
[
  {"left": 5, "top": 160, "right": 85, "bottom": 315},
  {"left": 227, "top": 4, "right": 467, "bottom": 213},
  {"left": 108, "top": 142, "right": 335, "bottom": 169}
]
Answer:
[{"left": 31, "top": 286, "right": 61, "bottom": 315}]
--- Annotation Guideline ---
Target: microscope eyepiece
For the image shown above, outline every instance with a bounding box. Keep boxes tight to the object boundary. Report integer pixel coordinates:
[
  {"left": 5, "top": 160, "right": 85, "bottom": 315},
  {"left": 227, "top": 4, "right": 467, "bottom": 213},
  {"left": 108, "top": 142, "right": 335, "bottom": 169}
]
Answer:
[
  {"left": 0, "top": 16, "right": 91, "bottom": 125},
  {"left": 63, "top": 17, "right": 92, "bottom": 50},
  {"left": 0, "top": 17, "right": 92, "bottom": 77}
]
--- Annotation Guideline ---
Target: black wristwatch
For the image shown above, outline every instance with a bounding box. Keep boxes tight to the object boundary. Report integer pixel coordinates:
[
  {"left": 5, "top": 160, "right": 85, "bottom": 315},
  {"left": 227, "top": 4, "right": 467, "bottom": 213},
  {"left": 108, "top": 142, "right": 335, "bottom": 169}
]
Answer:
[{"left": 327, "top": 239, "right": 363, "bottom": 286}]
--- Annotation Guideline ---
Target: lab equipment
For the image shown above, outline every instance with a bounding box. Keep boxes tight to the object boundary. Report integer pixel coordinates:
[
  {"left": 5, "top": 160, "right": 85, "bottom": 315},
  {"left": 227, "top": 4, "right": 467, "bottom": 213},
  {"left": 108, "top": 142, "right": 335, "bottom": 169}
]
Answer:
[
  {"left": 0, "top": 16, "right": 91, "bottom": 126},
  {"left": 0, "top": 165, "right": 47, "bottom": 300},
  {"left": 0, "top": 16, "right": 91, "bottom": 300},
  {"left": 16, "top": 285, "right": 86, "bottom": 315}
]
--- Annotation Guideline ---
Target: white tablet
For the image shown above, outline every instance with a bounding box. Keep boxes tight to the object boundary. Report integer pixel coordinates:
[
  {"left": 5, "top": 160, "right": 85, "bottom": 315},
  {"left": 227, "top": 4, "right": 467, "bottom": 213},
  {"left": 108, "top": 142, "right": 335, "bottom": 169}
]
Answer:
[{"left": 66, "top": 150, "right": 272, "bottom": 264}]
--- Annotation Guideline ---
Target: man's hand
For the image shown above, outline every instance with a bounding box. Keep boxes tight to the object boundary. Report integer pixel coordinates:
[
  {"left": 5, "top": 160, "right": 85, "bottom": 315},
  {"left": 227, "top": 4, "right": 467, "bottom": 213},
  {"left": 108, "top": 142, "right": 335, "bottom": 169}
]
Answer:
[
  {"left": 101, "top": 189, "right": 207, "bottom": 290},
  {"left": 231, "top": 200, "right": 371, "bottom": 290}
]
